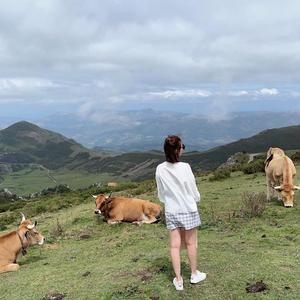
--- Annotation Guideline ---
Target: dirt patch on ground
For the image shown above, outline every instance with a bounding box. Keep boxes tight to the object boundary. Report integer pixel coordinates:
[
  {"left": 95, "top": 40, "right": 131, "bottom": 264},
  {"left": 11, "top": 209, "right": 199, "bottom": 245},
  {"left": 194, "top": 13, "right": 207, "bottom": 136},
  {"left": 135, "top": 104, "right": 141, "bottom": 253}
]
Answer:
[
  {"left": 112, "top": 284, "right": 142, "bottom": 298},
  {"left": 82, "top": 271, "right": 91, "bottom": 277},
  {"left": 246, "top": 281, "right": 268, "bottom": 293},
  {"left": 44, "top": 243, "right": 59, "bottom": 250},
  {"left": 42, "top": 293, "right": 65, "bottom": 300},
  {"left": 119, "top": 267, "right": 155, "bottom": 283},
  {"left": 66, "top": 228, "right": 94, "bottom": 240},
  {"left": 136, "top": 268, "right": 153, "bottom": 282}
]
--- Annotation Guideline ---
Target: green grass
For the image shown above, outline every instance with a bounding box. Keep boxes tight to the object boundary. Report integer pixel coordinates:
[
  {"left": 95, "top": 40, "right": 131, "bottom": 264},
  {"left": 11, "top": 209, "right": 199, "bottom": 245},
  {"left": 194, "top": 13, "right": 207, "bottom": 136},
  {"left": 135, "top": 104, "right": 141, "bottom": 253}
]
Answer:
[
  {"left": 0, "top": 167, "right": 120, "bottom": 195},
  {"left": 0, "top": 169, "right": 300, "bottom": 299}
]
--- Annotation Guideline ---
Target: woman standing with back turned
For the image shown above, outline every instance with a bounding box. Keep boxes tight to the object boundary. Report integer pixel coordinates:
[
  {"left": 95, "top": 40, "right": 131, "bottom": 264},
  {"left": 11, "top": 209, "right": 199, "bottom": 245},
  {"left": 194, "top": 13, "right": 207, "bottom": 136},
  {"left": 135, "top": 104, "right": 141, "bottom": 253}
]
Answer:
[{"left": 155, "top": 135, "right": 206, "bottom": 291}]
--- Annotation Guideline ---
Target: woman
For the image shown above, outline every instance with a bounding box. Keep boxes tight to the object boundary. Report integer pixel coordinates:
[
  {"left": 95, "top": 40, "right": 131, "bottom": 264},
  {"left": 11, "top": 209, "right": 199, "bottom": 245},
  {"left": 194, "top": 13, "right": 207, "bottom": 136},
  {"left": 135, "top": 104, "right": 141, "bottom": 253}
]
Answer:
[{"left": 155, "top": 135, "right": 206, "bottom": 291}]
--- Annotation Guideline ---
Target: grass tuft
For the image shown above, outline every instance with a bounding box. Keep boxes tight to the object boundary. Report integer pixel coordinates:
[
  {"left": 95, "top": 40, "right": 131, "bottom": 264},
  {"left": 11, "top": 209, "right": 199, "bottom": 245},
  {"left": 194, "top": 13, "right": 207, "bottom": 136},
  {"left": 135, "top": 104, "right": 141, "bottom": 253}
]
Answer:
[{"left": 240, "top": 191, "right": 267, "bottom": 217}]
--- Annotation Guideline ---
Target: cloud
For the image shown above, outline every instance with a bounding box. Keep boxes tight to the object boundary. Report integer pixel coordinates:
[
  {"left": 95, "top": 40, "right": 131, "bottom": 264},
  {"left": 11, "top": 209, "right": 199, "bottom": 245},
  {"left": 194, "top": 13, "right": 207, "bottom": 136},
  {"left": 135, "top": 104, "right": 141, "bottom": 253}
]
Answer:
[
  {"left": 0, "top": 78, "right": 57, "bottom": 92},
  {"left": 0, "top": 0, "right": 299, "bottom": 115},
  {"left": 148, "top": 89, "right": 212, "bottom": 99},
  {"left": 227, "top": 90, "right": 249, "bottom": 96},
  {"left": 256, "top": 88, "right": 279, "bottom": 96}
]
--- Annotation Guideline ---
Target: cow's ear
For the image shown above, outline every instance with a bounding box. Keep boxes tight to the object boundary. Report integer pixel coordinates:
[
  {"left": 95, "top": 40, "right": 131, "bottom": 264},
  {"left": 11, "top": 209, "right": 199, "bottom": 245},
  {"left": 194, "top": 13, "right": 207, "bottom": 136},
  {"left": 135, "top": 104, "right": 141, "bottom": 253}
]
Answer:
[
  {"left": 293, "top": 185, "right": 300, "bottom": 191},
  {"left": 265, "top": 154, "right": 273, "bottom": 165},
  {"left": 34, "top": 221, "right": 38, "bottom": 226}
]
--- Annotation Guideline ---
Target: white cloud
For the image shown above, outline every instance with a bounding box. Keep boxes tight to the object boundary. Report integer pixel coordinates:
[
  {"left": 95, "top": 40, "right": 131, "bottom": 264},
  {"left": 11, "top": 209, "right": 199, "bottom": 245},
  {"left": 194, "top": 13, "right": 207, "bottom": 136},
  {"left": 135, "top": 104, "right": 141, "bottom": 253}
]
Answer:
[
  {"left": 148, "top": 89, "right": 212, "bottom": 99},
  {"left": 290, "top": 91, "right": 300, "bottom": 97},
  {"left": 227, "top": 90, "right": 249, "bottom": 96},
  {"left": 256, "top": 88, "right": 279, "bottom": 96},
  {"left": 0, "top": 1, "right": 299, "bottom": 114},
  {"left": 0, "top": 78, "right": 56, "bottom": 92}
]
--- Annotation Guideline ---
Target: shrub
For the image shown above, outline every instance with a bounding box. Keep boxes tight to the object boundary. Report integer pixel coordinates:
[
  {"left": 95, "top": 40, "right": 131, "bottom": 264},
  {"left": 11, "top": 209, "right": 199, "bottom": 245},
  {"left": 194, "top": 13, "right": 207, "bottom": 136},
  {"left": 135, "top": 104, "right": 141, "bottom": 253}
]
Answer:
[
  {"left": 131, "top": 180, "right": 156, "bottom": 195},
  {"left": 242, "top": 159, "right": 265, "bottom": 174},
  {"left": 240, "top": 192, "right": 267, "bottom": 217},
  {"left": 209, "top": 168, "right": 231, "bottom": 181},
  {"left": 290, "top": 151, "right": 300, "bottom": 163},
  {"left": 33, "top": 203, "right": 48, "bottom": 214},
  {"left": 49, "top": 218, "right": 64, "bottom": 239},
  {"left": 40, "top": 184, "right": 72, "bottom": 196}
]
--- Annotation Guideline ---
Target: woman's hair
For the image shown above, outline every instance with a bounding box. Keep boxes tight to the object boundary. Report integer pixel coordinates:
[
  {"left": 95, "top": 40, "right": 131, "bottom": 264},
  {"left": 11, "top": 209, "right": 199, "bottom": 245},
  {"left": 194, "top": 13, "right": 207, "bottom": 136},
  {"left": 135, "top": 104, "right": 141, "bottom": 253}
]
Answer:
[{"left": 164, "top": 135, "right": 184, "bottom": 163}]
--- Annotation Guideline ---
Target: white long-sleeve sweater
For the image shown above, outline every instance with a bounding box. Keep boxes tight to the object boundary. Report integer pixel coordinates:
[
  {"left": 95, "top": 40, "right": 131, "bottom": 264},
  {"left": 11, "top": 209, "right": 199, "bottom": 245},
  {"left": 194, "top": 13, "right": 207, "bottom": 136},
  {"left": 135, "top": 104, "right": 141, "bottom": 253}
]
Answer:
[{"left": 155, "top": 161, "right": 200, "bottom": 213}]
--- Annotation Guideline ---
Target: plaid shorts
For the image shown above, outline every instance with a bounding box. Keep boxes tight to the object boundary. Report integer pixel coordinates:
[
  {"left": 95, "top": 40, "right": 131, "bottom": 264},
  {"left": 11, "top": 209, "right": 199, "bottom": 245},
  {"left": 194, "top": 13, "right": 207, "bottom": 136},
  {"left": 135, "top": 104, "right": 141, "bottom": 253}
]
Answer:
[{"left": 165, "top": 211, "right": 201, "bottom": 230}]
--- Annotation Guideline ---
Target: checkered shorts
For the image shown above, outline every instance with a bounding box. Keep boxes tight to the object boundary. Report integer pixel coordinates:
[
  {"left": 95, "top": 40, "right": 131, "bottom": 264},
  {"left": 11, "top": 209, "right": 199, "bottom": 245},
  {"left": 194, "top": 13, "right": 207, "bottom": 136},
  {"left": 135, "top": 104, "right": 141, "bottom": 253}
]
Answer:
[{"left": 165, "top": 211, "right": 201, "bottom": 230}]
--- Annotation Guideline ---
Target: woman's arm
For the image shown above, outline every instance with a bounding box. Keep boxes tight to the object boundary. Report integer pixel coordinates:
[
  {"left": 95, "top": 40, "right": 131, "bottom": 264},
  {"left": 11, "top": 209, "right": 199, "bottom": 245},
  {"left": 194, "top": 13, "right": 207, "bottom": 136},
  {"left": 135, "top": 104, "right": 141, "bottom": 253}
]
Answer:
[
  {"left": 187, "top": 165, "right": 201, "bottom": 202},
  {"left": 155, "top": 171, "right": 165, "bottom": 203}
]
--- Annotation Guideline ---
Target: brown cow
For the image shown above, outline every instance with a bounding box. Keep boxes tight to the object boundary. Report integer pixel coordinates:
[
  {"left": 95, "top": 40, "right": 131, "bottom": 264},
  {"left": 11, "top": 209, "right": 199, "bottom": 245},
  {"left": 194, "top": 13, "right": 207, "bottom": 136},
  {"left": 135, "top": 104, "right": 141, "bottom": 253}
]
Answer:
[
  {"left": 0, "top": 213, "right": 44, "bottom": 274},
  {"left": 93, "top": 194, "right": 161, "bottom": 225},
  {"left": 265, "top": 147, "right": 300, "bottom": 207}
]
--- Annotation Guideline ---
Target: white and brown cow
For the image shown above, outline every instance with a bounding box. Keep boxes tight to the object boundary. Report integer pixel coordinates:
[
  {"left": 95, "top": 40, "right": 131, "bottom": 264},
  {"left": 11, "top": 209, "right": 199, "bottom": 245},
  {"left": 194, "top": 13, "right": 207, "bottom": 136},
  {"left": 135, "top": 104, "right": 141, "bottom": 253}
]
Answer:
[
  {"left": 265, "top": 147, "right": 300, "bottom": 207},
  {"left": 0, "top": 213, "right": 44, "bottom": 274},
  {"left": 93, "top": 194, "right": 161, "bottom": 225}
]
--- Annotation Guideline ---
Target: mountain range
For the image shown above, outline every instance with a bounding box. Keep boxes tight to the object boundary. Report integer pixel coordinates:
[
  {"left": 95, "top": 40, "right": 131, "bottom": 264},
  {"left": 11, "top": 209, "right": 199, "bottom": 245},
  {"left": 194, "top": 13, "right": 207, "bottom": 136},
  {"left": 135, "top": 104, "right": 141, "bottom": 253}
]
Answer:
[
  {"left": 26, "top": 110, "right": 300, "bottom": 151},
  {"left": 1, "top": 121, "right": 300, "bottom": 182},
  {"left": 0, "top": 121, "right": 102, "bottom": 171}
]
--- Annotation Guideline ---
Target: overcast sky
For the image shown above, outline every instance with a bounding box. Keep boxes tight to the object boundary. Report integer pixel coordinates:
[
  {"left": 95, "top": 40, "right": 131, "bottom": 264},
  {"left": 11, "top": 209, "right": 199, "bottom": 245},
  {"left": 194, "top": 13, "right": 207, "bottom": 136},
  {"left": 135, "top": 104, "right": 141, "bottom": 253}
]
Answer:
[{"left": 0, "top": 0, "right": 299, "bottom": 119}]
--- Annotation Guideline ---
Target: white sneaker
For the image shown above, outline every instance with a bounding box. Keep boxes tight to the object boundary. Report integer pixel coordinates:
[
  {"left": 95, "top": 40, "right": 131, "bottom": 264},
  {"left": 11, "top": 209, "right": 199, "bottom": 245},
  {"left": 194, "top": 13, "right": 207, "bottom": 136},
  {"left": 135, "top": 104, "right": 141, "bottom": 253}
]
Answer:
[
  {"left": 173, "top": 277, "right": 184, "bottom": 290},
  {"left": 190, "top": 270, "right": 206, "bottom": 284}
]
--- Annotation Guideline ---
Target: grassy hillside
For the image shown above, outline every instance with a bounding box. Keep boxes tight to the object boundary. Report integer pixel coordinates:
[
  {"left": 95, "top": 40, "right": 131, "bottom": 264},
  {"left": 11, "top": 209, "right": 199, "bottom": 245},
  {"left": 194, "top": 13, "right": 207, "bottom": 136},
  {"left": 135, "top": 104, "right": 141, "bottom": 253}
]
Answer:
[
  {"left": 74, "top": 124, "right": 300, "bottom": 178},
  {"left": 194, "top": 124, "right": 300, "bottom": 170},
  {"left": 2, "top": 121, "right": 300, "bottom": 193},
  {"left": 0, "top": 168, "right": 299, "bottom": 299},
  {"left": 0, "top": 121, "right": 102, "bottom": 170},
  {"left": 0, "top": 167, "right": 120, "bottom": 195}
]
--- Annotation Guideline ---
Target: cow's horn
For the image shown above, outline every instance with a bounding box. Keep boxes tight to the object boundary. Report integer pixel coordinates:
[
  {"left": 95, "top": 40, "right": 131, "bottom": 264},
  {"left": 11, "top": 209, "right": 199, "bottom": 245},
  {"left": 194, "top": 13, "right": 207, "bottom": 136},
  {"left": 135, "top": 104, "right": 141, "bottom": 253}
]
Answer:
[
  {"left": 274, "top": 186, "right": 282, "bottom": 190},
  {"left": 20, "top": 212, "right": 26, "bottom": 222},
  {"left": 27, "top": 224, "right": 35, "bottom": 229},
  {"left": 92, "top": 195, "right": 97, "bottom": 199},
  {"left": 294, "top": 185, "right": 300, "bottom": 190}
]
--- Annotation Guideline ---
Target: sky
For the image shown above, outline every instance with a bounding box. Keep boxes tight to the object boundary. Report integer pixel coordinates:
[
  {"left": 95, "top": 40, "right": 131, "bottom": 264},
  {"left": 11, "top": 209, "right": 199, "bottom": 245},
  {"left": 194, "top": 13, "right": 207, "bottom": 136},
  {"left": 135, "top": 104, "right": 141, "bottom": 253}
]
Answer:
[{"left": 0, "top": 0, "right": 299, "bottom": 120}]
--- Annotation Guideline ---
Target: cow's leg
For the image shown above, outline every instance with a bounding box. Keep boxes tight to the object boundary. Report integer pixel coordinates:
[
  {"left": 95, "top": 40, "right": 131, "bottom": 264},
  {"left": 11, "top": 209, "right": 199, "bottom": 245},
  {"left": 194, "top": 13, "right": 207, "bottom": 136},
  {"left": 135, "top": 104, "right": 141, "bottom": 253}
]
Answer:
[
  {"left": 134, "top": 214, "right": 158, "bottom": 225},
  {"left": 107, "top": 219, "right": 122, "bottom": 225},
  {"left": 0, "top": 263, "right": 20, "bottom": 274},
  {"left": 141, "top": 217, "right": 158, "bottom": 224},
  {"left": 266, "top": 179, "right": 274, "bottom": 201},
  {"left": 132, "top": 221, "right": 143, "bottom": 226}
]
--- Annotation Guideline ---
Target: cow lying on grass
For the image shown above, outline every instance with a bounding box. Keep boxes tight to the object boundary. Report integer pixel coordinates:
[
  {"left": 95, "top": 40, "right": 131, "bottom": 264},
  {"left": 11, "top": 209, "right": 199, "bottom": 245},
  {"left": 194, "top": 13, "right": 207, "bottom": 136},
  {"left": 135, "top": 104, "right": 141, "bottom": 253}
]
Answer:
[
  {"left": 265, "top": 147, "right": 300, "bottom": 207},
  {"left": 0, "top": 213, "right": 44, "bottom": 274},
  {"left": 93, "top": 194, "right": 161, "bottom": 225}
]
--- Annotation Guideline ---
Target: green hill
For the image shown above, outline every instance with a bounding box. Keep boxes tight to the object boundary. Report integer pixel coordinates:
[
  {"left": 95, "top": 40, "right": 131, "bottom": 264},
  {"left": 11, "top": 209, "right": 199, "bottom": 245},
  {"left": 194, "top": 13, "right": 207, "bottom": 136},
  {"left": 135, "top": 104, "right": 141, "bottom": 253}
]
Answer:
[
  {"left": 0, "top": 169, "right": 299, "bottom": 299},
  {"left": 190, "top": 124, "right": 300, "bottom": 170},
  {"left": 0, "top": 121, "right": 103, "bottom": 170},
  {"left": 1, "top": 121, "right": 300, "bottom": 193},
  {"left": 81, "top": 124, "right": 300, "bottom": 178}
]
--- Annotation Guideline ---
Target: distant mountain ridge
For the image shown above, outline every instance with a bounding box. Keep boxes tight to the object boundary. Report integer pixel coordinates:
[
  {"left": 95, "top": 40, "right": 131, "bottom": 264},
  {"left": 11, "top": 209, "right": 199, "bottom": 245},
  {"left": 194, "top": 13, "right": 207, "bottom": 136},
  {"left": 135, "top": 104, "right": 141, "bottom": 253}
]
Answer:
[
  {"left": 35, "top": 110, "right": 300, "bottom": 151},
  {"left": 1, "top": 121, "right": 300, "bottom": 182},
  {"left": 0, "top": 121, "right": 102, "bottom": 170}
]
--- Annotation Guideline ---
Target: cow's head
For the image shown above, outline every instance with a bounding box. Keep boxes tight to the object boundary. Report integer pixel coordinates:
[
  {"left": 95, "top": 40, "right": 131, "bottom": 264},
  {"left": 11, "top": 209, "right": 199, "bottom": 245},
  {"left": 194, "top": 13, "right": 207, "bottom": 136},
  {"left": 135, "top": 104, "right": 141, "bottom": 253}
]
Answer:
[
  {"left": 93, "top": 194, "right": 111, "bottom": 215},
  {"left": 274, "top": 184, "right": 300, "bottom": 207},
  {"left": 19, "top": 213, "right": 45, "bottom": 245}
]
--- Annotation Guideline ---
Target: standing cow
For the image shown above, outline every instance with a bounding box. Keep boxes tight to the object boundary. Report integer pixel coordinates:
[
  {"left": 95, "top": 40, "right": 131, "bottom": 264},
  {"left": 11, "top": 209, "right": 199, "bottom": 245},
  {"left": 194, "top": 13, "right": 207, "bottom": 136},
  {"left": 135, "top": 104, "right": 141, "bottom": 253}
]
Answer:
[
  {"left": 0, "top": 213, "right": 44, "bottom": 274},
  {"left": 265, "top": 147, "right": 300, "bottom": 207}
]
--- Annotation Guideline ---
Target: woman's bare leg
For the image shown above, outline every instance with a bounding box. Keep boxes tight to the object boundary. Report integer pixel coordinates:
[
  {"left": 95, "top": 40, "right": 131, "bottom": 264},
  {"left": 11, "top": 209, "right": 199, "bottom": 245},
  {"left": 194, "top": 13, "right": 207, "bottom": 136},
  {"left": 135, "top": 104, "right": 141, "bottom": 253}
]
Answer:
[
  {"left": 169, "top": 228, "right": 182, "bottom": 282},
  {"left": 185, "top": 228, "right": 198, "bottom": 274}
]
